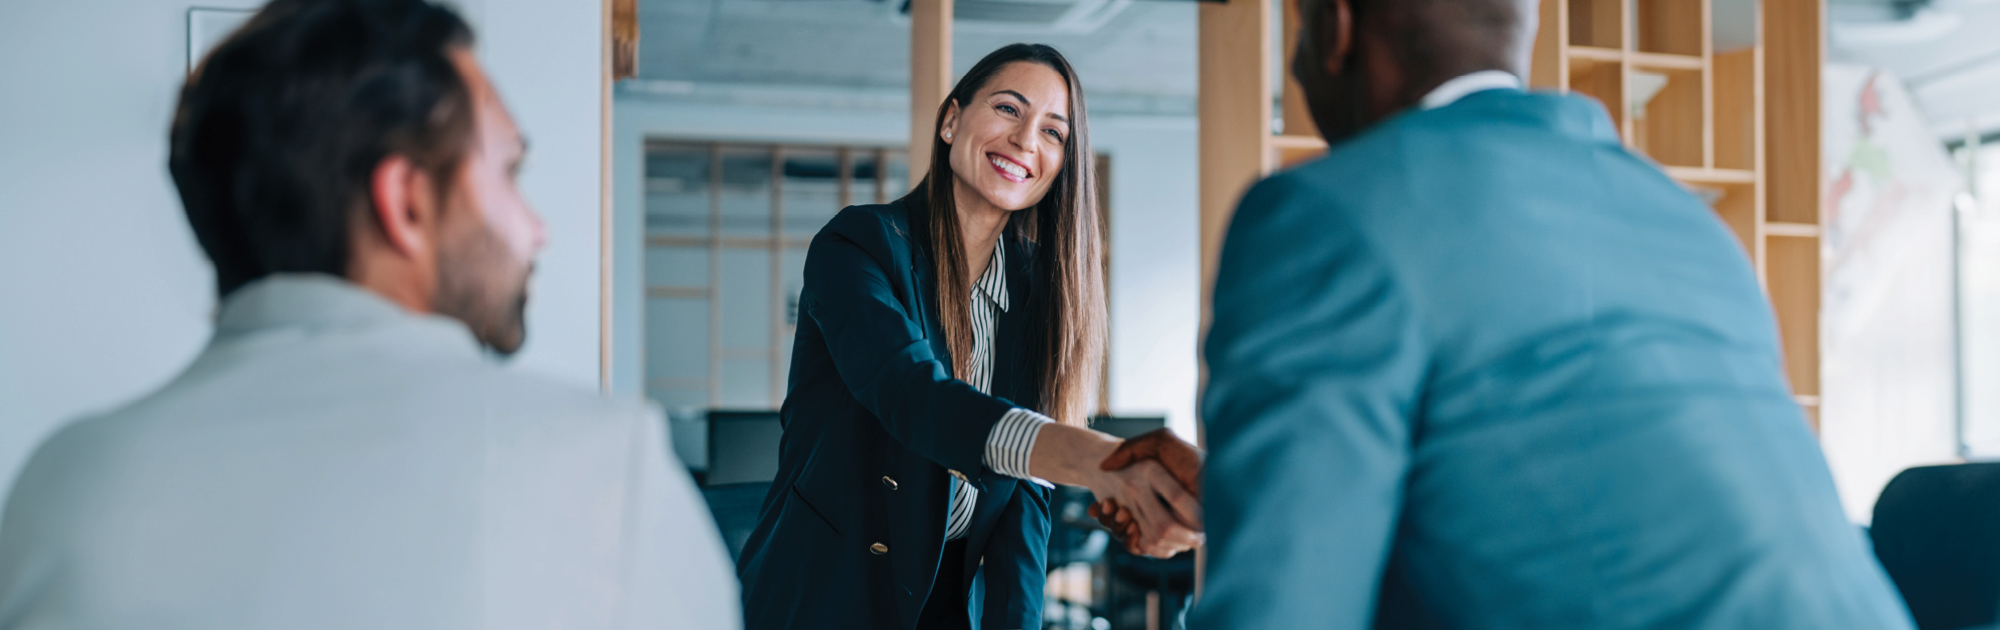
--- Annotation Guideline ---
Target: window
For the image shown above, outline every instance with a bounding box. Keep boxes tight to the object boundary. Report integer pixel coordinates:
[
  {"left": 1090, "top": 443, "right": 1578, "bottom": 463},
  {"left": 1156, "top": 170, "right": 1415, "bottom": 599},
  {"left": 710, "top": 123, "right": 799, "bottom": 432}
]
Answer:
[{"left": 642, "top": 142, "right": 910, "bottom": 413}]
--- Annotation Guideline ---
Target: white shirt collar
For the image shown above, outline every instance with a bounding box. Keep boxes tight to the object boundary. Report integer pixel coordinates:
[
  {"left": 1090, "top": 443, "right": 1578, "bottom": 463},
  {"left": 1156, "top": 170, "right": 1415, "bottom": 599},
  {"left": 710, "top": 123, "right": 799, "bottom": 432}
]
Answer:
[
  {"left": 1419, "top": 70, "right": 1522, "bottom": 111},
  {"left": 973, "top": 238, "right": 1009, "bottom": 312}
]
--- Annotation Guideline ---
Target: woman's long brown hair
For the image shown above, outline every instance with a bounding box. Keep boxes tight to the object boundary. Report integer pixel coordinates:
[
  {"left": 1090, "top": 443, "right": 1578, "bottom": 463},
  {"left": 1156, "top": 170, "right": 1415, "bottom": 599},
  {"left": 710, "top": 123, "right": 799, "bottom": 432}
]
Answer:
[{"left": 921, "top": 44, "right": 1105, "bottom": 428}]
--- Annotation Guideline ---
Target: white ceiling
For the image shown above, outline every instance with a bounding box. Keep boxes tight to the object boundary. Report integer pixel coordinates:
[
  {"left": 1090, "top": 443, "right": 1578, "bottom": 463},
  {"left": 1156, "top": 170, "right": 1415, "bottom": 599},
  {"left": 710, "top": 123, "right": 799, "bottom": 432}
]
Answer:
[
  {"left": 635, "top": 0, "right": 1198, "bottom": 103},
  {"left": 633, "top": 0, "right": 2000, "bottom": 138},
  {"left": 1830, "top": 0, "right": 2000, "bottom": 139}
]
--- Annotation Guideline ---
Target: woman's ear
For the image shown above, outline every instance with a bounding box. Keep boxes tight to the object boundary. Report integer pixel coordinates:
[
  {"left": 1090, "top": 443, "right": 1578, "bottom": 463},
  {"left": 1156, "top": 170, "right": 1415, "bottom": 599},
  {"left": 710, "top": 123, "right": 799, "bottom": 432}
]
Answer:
[{"left": 939, "top": 100, "right": 961, "bottom": 145}]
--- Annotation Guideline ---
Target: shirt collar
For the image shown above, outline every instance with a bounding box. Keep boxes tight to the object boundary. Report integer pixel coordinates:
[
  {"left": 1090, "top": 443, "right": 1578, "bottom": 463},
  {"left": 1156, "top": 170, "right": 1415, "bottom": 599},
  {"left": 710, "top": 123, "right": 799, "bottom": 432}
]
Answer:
[
  {"left": 1419, "top": 70, "right": 1522, "bottom": 111},
  {"left": 973, "top": 238, "right": 1009, "bottom": 312},
  {"left": 213, "top": 273, "right": 482, "bottom": 354}
]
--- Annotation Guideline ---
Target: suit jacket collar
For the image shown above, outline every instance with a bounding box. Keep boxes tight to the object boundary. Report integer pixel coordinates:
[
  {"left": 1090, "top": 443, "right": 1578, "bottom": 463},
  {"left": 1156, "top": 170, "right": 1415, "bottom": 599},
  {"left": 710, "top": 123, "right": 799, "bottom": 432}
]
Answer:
[
  {"left": 1430, "top": 89, "right": 1623, "bottom": 146},
  {"left": 213, "top": 273, "right": 484, "bottom": 358}
]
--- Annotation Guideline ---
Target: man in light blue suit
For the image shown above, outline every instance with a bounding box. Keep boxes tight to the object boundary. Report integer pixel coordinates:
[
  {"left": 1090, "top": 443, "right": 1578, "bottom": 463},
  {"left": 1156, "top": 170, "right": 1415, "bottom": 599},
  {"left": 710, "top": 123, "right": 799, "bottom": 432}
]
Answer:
[{"left": 1189, "top": 0, "right": 1916, "bottom": 627}]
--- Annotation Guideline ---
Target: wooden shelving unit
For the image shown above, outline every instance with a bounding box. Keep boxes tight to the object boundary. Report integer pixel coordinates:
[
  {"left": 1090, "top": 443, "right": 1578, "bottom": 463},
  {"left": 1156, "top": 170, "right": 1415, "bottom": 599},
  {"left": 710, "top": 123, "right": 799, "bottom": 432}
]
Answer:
[
  {"left": 1202, "top": 0, "right": 1825, "bottom": 427},
  {"left": 1527, "top": 0, "right": 1823, "bottom": 425}
]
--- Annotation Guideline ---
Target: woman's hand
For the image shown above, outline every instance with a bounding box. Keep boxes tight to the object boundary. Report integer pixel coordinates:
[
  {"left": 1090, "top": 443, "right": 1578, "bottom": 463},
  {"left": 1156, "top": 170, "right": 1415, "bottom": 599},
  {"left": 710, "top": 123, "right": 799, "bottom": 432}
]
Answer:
[{"left": 1026, "top": 424, "right": 1203, "bottom": 559}]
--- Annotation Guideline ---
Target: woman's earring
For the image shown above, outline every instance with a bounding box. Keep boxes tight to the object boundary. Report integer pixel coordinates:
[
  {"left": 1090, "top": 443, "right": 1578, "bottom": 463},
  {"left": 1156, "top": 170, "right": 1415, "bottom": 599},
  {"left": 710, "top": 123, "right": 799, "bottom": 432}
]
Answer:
[{"left": 944, "top": 131, "right": 952, "bottom": 140}]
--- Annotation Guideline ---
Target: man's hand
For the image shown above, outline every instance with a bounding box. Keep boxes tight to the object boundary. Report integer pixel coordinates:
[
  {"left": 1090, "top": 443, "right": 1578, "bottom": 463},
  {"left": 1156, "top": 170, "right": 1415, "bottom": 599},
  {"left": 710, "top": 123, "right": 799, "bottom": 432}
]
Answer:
[{"left": 1087, "top": 428, "right": 1204, "bottom": 557}]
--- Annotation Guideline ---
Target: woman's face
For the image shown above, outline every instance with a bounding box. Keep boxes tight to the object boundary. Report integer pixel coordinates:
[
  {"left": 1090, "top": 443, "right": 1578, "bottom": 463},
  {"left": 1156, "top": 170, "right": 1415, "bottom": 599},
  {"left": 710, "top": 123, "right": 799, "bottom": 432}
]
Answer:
[{"left": 942, "top": 61, "right": 1071, "bottom": 213}]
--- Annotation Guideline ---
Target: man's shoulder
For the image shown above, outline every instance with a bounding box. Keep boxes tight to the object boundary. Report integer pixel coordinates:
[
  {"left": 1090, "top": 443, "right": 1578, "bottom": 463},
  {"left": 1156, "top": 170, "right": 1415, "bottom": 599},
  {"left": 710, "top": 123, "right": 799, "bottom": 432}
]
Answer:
[
  {"left": 442, "top": 363, "right": 663, "bottom": 444},
  {"left": 45, "top": 344, "right": 657, "bottom": 460}
]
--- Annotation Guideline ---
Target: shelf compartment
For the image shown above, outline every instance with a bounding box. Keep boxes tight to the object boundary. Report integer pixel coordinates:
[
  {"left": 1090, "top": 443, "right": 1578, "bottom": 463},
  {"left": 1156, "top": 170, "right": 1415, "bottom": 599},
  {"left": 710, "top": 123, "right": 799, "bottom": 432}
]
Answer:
[
  {"left": 1768, "top": 235, "right": 1821, "bottom": 399},
  {"left": 1636, "top": 0, "right": 1705, "bottom": 57},
  {"left": 1691, "top": 179, "right": 1759, "bottom": 258},
  {"left": 1632, "top": 66, "right": 1705, "bottom": 168},
  {"left": 1568, "top": 55, "right": 1625, "bottom": 135},
  {"left": 1714, "top": 48, "right": 1758, "bottom": 172},
  {"left": 1569, "top": 0, "right": 1625, "bottom": 49}
]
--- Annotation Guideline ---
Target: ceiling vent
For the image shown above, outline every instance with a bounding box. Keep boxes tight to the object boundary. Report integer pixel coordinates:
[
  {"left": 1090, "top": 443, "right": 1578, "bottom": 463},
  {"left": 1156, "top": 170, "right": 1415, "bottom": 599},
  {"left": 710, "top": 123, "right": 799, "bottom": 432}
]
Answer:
[{"left": 895, "top": 0, "right": 1131, "bottom": 34}]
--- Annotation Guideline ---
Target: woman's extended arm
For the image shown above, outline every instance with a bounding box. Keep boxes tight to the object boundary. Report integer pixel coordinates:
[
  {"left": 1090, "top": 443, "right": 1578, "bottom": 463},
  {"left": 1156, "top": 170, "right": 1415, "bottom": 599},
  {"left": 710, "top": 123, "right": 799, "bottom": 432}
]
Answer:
[
  {"left": 803, "top": 214, "right": 1200, "bottom": 556},
  {"left": 1025, "top": 423, "right": 1203, "bottom": 558},
  {"left": 802, "top": 220, "right": 1019, "bottom": 475}
]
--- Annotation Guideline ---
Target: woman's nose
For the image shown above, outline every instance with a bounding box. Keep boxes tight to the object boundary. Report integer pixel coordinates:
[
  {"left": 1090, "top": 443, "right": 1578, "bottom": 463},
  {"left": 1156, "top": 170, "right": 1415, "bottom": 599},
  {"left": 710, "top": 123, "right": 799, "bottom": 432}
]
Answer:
[{"left": 1010, "top": 120, "right": 1038, "bottom": 152}]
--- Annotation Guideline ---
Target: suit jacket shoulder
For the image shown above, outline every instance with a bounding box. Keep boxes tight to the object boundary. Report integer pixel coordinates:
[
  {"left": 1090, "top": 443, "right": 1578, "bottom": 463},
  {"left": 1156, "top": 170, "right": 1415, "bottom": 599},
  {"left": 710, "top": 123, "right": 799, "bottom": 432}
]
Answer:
[{"left": 816, "top": 198, "right": 919, "bottom": 263}]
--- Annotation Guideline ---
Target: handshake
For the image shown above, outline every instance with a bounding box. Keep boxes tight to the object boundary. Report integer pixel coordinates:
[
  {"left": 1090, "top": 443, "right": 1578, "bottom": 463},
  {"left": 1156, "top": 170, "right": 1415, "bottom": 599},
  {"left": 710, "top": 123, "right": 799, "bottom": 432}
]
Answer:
[{"left": 1088, "top": 429, "right": 1206, "bottom": 559}]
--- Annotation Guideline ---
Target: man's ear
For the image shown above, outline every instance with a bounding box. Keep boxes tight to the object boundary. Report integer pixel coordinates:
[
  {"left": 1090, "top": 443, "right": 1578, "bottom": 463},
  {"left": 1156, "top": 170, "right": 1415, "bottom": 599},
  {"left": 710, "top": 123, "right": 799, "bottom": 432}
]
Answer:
[
  {"left": 938, "top": 99, "right": 961, "bottom": 145},
  {"left": 1320, "top": 0, "right": 1355, "bottom": 77},
  {"left": 367, "top": 154, "right": 439, "bottom": 260}
]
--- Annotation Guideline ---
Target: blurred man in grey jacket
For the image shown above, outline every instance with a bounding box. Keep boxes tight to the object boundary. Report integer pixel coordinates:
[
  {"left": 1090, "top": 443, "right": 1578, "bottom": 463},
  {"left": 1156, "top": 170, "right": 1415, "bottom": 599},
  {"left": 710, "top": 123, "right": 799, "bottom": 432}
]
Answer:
[{"left": 0, "top": 1, "right": 740, "bottom": 628}]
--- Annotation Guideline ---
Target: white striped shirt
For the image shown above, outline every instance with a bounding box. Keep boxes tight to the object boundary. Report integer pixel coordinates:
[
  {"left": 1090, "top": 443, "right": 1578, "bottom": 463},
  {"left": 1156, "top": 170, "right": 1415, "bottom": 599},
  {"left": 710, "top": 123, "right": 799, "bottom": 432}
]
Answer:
[{"left": 946, "top": 238, "right": 1055, "bottom": 541}]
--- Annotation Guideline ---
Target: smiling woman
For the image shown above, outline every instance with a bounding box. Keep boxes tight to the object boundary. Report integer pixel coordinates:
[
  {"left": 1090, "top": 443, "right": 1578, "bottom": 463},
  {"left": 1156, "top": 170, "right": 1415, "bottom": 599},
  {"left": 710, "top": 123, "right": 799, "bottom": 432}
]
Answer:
[
  {"left": 736, "top": 43, "right": 1203, "bottom": 630},
  {"left": 926, "top": 45, "right": 1102, "bottom": 430}
]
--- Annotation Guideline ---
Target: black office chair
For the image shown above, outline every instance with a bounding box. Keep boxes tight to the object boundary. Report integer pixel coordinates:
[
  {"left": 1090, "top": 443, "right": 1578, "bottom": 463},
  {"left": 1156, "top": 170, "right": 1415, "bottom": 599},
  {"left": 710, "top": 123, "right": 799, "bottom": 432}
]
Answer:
[
  {"left": 699, "top": 409, "right": 783, "bottom": 562},
  {"left": 1091, "top": 415, "right": 1170, "bottom": 441},
  {"left": 1871, "top": 462, "right": 2000, "bottom": 630},
  {"left": 702, "top": 482, "right": 772, "bottom": 562},
  {"left": 705, "top": 409, "right": 783, "bottom": 487}
]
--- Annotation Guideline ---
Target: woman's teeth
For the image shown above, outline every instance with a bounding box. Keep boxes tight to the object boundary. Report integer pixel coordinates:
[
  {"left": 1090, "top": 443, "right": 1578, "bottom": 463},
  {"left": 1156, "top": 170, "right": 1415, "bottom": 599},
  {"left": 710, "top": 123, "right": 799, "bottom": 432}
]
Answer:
[{"left": 989, "top": 155, "right": 1028, "bottom": 179}]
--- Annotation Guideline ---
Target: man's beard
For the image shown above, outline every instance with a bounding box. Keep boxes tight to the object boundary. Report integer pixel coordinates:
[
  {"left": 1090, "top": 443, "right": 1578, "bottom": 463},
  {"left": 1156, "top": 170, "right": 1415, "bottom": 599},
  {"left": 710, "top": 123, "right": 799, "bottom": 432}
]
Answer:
[{"left": 433, "top": 217, "right": 532, "bottom": 356}]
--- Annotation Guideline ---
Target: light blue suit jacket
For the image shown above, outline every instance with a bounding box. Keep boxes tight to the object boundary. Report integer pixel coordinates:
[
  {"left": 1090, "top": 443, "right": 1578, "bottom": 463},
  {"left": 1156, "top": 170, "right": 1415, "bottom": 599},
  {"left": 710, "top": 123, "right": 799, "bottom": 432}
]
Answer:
[{"left": 1192, "top": 89, "right": 1914, "bottom": 629}]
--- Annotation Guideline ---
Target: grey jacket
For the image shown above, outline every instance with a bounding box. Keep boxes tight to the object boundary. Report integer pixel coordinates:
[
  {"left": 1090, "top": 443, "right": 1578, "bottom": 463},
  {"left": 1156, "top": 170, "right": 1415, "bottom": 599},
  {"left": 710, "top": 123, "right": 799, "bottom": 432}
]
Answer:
[{"left": 0, "top": 274, "right": 740, "bottom": 629}]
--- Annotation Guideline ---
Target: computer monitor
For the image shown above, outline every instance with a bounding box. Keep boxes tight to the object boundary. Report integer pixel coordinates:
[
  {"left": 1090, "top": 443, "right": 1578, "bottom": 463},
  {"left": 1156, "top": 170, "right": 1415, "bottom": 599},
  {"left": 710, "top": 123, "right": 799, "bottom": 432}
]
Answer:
[
  {"left": 705, "top": 409, "right": 784, "bottom": 486},
  {"left": 1090, "top": 415, "right": 1168, "bottom": 440}
]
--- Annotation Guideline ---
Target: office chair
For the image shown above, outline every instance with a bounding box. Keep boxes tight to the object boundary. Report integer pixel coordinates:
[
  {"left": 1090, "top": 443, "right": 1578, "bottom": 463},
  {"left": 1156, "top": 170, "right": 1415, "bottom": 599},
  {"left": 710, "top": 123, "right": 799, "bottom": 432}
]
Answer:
[
  {"left": 702, "top": 481, "right": 771, "bottom": 562},
  {"left": 705, "top": 409, "right": 784, "bottom": 486},
  {"left": 1871, "top": 462, "right": 2000, "bottom": 630},
  {"left": 699, "top": 409, "right": 783, "bottom": 562}
]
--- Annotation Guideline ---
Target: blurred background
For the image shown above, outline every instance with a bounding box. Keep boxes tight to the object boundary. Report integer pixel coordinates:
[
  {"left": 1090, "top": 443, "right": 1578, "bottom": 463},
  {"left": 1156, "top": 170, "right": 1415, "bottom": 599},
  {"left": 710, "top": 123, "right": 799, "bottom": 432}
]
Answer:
[{"left": 21, "top": 0, "right": 2000, "bottom": 627}]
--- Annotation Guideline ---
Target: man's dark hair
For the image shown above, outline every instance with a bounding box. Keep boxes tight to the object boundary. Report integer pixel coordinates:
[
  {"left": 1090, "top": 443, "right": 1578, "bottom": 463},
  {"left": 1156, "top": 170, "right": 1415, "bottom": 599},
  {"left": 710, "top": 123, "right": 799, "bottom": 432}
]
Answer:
[
  {"left": 170, "top": 0, "right": 476, "bottom": 296},
  {"left": 1338, "top": 0, "right": 1531, "bottom": 82}
]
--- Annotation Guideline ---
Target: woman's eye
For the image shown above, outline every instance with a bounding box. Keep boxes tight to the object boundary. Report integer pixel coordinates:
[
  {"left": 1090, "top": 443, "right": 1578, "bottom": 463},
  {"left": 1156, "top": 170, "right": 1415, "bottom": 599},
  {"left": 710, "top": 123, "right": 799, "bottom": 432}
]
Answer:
[
  {"left": 996, "top": 104, "right": 1018, "bottom": 116},
  {"left": 1043, "top": 129, "right": 1064, "bottom": 142}
]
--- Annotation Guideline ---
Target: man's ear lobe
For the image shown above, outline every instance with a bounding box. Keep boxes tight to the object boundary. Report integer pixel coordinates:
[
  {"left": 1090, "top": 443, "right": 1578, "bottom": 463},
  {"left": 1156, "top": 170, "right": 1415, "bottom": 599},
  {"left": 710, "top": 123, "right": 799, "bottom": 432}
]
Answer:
[
  {"left": 1322, "top": 0, "right": 1354, "bottom": 77},
  {"left": 367, "top": 154, "right": 435, "bottom": 259}
]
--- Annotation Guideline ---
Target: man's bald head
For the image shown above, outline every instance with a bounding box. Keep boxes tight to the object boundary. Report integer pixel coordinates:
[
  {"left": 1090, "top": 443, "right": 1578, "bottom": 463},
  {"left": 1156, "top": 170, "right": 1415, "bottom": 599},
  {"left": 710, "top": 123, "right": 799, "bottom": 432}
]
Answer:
[{"left": 1292, "top": 0, "right": 1538, "bottom": 144}]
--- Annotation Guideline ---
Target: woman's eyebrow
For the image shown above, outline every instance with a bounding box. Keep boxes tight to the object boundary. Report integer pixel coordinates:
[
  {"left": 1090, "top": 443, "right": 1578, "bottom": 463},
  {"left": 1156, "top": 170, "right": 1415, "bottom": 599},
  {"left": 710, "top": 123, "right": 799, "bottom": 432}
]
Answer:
[{"left": 993, "top": 89, "right": 1068, "bottom": 124}]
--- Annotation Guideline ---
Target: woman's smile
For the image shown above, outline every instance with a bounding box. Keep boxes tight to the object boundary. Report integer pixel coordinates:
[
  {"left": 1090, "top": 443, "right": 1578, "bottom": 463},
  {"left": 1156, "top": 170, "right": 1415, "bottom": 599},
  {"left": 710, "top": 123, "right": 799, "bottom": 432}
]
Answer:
[{"left": 987, "top": 153, "right": 1032, "bottom": 183}]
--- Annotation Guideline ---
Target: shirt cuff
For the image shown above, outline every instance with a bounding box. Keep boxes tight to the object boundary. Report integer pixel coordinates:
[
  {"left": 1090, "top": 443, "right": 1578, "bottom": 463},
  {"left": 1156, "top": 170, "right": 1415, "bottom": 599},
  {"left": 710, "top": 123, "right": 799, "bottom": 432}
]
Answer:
[{"left": 983, "top": 408, "right": 1056, "bottom": 489}]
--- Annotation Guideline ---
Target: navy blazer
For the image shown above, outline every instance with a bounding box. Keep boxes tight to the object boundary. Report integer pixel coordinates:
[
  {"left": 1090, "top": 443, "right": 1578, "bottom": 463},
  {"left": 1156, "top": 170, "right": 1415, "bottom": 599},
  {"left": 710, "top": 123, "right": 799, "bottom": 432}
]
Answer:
[{"left": 738, "top": 188, "right": 1052, "bottom": 630}]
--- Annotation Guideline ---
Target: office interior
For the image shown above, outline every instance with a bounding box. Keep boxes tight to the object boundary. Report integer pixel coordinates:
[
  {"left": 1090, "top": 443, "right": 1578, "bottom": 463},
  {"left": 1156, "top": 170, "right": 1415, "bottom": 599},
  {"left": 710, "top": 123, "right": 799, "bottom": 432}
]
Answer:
[{"left": 10, "top": 0, "right": 2000, "bottom": 627}]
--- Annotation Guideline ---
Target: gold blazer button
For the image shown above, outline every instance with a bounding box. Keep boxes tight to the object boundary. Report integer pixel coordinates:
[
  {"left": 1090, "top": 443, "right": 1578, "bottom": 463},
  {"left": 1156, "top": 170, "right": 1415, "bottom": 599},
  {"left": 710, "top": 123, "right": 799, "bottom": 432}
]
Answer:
[
  {"left": 869, "top": 542, "right": 889, "bottom": 555},
  {"left": 881, "top": 476, "right": 898, "bottom": 490}
]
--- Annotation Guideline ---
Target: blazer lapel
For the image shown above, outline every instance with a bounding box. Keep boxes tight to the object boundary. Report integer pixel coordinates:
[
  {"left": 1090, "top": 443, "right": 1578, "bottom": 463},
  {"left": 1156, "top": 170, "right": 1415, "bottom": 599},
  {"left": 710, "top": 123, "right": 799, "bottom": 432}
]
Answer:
[
  {"left": 991, "top": 235, "right": 1034, "bottom": 409},
  {"left": 900, "top": 190, "right": 949, "bottom": 363}
]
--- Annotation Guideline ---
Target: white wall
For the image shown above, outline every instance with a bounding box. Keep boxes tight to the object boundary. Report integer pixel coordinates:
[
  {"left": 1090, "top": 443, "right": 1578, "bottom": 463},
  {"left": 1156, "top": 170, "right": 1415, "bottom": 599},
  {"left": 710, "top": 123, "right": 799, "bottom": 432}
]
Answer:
[
  {"left": 0, "top": 0, "right": 605, "bottom": 501},
  {"left": 1816, "top": 66, "right": 1964, "bottom": 523},
  {"left": 611, "top": 94, "right": 1202, "bottom": 448},
  {"left": 466, "top": 0, "right": 605, "bottom": 390}
]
